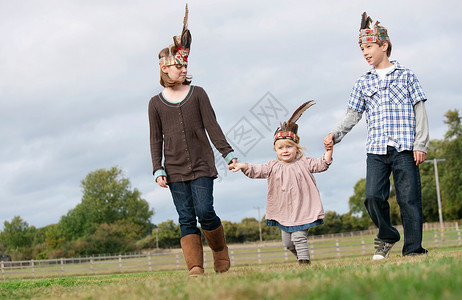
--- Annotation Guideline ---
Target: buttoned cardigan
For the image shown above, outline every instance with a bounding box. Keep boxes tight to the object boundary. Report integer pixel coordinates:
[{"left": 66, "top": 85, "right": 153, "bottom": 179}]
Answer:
[{"left": 148, "top": 85, "right": 235, "bottom": 183}]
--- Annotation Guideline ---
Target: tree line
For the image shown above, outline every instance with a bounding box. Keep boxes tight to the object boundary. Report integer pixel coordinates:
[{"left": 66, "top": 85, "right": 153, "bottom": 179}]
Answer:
[{"left": 1, "top": 110, "right": 461, "bottom": 260}]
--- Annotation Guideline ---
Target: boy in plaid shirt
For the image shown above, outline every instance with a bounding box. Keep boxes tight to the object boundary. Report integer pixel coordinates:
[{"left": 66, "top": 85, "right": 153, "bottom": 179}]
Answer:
[{"left": 324, "top": 12, "right": 429, "bottom": 259}]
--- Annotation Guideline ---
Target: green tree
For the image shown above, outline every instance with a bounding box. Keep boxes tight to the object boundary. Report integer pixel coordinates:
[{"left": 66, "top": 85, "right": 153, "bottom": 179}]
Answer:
[
  {"left": 222, "top": 221, "right": 241, "bottom": 244},
  {"left": 156, "top": 220, "right": 180, "bottom": 248},
  {"left": 440, "top": 110, "right": 462, "bottom": 220},
  {"left": 420, "top": 109, "right": 462, "bottom": 221},
  {"left": 237, "top": 218, "right": 260, "bottom": 242},
  {"left": 261, "top": 215, "right": 280, "bottom": 241},
  {"left": 1, "top": 216, "right": 36, "bottom": 251},
  {"left": 348, "top": 178, "right": 367, "bottom": 217},
  {"left": 340, "top": 212, "right": 368, "bottom": 232},
  {"left": 348, "top": 178, "right": 375, "bottom": 228},
  {"left": 59, "top": 166, "right": 154, "bottom": 240},
  {"left": 420, "top": 139, "right": 442, "bottom": 222},
  {"left": 310, "top": 211, "right": 342, "bottom": 235},
  {"left": 81, "top": 220, "right": 143, "bottom": 255}
]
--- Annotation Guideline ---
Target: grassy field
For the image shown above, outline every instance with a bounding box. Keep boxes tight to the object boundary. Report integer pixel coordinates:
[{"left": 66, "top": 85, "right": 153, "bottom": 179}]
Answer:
[{"left": 0, "top": 247, "right": 461, "bottom": 300}]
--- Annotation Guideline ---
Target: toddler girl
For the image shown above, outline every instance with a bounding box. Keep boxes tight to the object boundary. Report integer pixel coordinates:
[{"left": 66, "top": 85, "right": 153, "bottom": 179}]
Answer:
[{"left": 233, "top": 101, "right": 332, "bottom": 265}]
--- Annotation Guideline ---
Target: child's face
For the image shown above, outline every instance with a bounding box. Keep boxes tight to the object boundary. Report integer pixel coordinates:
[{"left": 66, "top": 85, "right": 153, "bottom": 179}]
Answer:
[
  {"left": 360, "top": 42, "right": 387, "bottom": 67},
  {"left": 162, "top": 64, "right": 188, "bottom": 84},
  {"left": 274, "top": 140, "right": 297, "bottom": 163}
]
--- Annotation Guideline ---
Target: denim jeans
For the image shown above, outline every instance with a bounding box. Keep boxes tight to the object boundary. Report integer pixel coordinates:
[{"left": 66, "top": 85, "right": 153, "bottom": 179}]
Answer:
[
  {"left": 365, "top": 146, "right": 426, "bottom": 255},
  {"left": 169, "top": 177, "right": 221, "bottom": 238}
]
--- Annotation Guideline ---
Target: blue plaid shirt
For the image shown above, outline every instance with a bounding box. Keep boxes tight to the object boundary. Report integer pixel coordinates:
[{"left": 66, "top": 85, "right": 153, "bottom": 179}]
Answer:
[{"left": 348, "top": 61, "right": 427, "bottom": 154}]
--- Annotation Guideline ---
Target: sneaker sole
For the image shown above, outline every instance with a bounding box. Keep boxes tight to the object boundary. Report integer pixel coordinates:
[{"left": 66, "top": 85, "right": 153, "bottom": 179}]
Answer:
[{"left": 372, "top": 254, "right": 386, "bottom": 260}]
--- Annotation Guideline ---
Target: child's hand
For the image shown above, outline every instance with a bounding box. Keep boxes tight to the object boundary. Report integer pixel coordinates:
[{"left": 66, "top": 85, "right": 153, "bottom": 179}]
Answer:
[
  {"left": 324, "top": 133, "right": 334, "bottom": 151},
  {"left": 232, "top": 162, "right": 247, "bottom": 172},
  {"left": 228, "top": 158, "right": 238, "bottom": 170}
]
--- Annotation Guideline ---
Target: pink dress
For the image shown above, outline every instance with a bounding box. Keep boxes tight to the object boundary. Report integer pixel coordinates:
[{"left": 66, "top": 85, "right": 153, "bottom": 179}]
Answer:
[{"left": 243, "top": 155, "right": 331, "bottom": 227}]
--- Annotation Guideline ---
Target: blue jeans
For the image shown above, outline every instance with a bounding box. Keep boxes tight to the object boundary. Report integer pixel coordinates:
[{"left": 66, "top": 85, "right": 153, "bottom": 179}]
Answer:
[
  {"left": 169, "top": 177, "right": 221, "bottom": 238},
  {"left": 365, "top": 146, "right": 426, "bottom": 255}
]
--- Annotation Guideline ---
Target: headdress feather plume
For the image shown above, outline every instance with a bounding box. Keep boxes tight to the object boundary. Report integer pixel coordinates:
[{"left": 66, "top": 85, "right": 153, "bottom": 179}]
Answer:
[
  {"left": 273, "top": 100, "right": 315, "bottom": 144},
  {"left": 175, "top": 4, "right": 191, "bottom": 50},
  {"left": 358, "top": 12, "right": 389, "bottom": 44},
  {"left": 280, "top": 100, "right": 315, "bottom": 135},
  {"left": 360, "top": 12, "right": 372, "bottom": 29}
]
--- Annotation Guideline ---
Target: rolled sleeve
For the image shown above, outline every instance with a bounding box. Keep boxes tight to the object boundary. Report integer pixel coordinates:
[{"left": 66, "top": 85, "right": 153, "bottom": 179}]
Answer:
[
  {"left": 224, "top": 151, "right": 238, "bottom": 164},
  {"left": 154, "top": 169, "right": 167, "bottom": 181}
]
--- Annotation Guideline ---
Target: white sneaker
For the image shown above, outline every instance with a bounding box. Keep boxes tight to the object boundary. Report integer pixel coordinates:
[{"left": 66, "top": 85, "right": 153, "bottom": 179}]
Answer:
[{"left": 372, "top": 238, "right": 395, "bottom": 260}]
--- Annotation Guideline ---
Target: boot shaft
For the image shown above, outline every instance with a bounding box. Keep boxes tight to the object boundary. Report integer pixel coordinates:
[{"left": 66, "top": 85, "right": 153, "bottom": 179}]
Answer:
[
  {"left": 202, "top": 224, "right": 230, "bottom": 273},
  {"left": 180, "top": 234, "right": 204, "bottom": 276}
]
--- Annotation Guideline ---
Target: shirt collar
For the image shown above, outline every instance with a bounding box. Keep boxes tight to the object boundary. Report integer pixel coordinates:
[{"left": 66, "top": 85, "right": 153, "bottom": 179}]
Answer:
[{"left": 367, "top": 60, "right": 403, "bottom": 75}]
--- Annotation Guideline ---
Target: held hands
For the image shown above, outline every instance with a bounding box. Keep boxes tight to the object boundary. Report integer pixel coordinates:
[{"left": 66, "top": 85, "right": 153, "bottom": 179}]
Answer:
[
  {"left": 231, "top": 162, "right": 247, "bottom": 172},
  {"left": 228, "top": 158, "right": 238, "bottom": 170},
  {"left": 324, "top": 133, "right": 334, "bottom": 151}
]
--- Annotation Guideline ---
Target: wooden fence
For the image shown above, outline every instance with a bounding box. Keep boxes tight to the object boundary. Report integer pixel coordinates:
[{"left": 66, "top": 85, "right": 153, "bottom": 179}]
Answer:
[{"left": 1, "top": 223, "right": 461, "bottom": 280}]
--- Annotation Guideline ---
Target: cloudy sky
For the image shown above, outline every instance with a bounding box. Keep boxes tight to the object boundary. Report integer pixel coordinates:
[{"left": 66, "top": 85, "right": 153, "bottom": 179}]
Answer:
[{"left": 1, "top": 0, "right": 461, "bottom": 230}]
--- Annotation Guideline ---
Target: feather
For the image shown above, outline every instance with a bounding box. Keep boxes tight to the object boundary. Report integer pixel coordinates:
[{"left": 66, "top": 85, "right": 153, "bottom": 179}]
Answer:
[
  {"left": 360, "top": 12, "right": 372, "bottom": 29},
  {"left": 283, "top": 100, "right": 315, "bottom": 134},
  {"left": 183, "top": 4, "right": 189, "bottom": 28},
  {"left": 287, "top": 100, "right": 315, "bottom": 125},
  {"left": 180, "top": 4, "right": 192, "bottom": 49},
  {"left": 274, "top": 100, "right": 315, "bottom": 143}
]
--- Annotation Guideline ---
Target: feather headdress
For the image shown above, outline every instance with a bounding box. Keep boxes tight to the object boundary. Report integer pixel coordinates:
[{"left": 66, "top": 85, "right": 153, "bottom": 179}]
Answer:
[
  {"left": 358, "top": 12, "right": 389, "bottom": 44},
  {"left": 273, "top": 100, "right": 315, "bottom": 144},
  {"left": 159, "top": 4, "right": 192, "bottom": 67}
]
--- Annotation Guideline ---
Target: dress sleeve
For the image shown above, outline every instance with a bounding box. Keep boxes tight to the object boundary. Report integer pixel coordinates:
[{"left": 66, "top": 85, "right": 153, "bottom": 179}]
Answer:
[
  {"left": 301, "top": 156, "right": 331, "bottom": 173},
  {"left": 243, "top": 162, "right": 274, "bottom": 179}
]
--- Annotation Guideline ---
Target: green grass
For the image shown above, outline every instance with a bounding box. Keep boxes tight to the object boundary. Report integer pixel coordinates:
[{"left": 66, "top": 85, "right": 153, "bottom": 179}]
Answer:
[{"left": 1, "top": 248, "right": 461, "bottom": 300}]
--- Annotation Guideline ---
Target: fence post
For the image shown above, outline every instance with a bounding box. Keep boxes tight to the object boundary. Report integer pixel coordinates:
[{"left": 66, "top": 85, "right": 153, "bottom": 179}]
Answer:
[
  {"left": 118, "top": 255, "right": 123, "bottom": 273},
  {"left": 31, "top": 260, "right": 35, "bottom": 278},
  {"left": 335, "top": 240, "right": 340, "bottom": 257},
  {"left": 231, "top": 250, "right": 235, "bottom": 266},
  {"left": 148, "top": 254, "right": 152, "bottom": 272},
  {"left": 1, "top": 261, "right": 4, "bottom": 280},
  {"left": 257, "top": 248, "right": 261, "bottom": 264},
  {"left": 361, "top": 238, "right": 366, "bottom": 255},
  {"left": 90, "top": 258, "right": 94, "bottom": 274},
  {"left": 434, "top": 232, "right": 439, "bottom": 248},
  {"left": 60, "top": 258, "right": 64, "bottom": 275}
]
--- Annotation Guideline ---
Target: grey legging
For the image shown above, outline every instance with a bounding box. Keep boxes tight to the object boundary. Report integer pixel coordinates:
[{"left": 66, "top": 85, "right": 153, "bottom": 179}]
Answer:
[{"left": 281, "top": 230, "right": 310, "bottom": 261}]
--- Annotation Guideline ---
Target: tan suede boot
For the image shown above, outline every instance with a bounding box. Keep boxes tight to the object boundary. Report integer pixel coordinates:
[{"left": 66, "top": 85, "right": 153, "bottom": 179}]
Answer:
[
  {"left": 202, "top": 224, "right": 230, "bottom": 273},
  {"left": 180, "top": 234, "right": 204, "bottom": 277}
]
